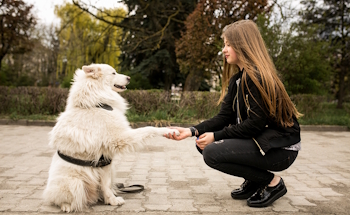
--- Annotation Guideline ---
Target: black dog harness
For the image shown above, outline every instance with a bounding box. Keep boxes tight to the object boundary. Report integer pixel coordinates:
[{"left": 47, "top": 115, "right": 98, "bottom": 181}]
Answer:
[
  {"left": 96, "top": 103, "right": 113, "bottom": 111},
  {"left": 56, "top": 103, "right": 114, "bottom": 168},
  {"left": 57, "top": 103, "right": 144, "bottom": 192},
  {"left": 57, "top": 151, "right": 111, "bottom": 167}
]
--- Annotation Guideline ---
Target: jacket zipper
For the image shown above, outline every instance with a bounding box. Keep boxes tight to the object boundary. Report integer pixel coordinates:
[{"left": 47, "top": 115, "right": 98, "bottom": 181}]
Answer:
[
  {"left": 246, "top": 95, "right": 264, "bottom": 155},
  {"left": 252, "top": 138, "right": 265, "bottom": 156},
  {"left": 236, "top": 79, "right": 242, "bottom": 124},
  {"left": 246, "top": 94, "right": 250, "bottom": 117},
  {"left": 236, "top": 78, "right": 265, "bottom": 156}
]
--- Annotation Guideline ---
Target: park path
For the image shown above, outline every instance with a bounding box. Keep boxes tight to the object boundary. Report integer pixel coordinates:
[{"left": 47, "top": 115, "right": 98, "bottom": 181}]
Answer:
[{"left": 0, "top": 125, "right": 350, "bottom": 214}]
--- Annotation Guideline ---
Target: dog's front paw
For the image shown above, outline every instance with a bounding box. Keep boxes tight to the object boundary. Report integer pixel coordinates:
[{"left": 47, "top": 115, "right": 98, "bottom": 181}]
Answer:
[
  {"left": 167, "top": 128, "right": 180, "bottom": 136},
  {"left": 109, "top": 196, "right": 125, "bottom": 206},
  {"left": 61, "top": 203, "right": 72, "bottom": 213}
]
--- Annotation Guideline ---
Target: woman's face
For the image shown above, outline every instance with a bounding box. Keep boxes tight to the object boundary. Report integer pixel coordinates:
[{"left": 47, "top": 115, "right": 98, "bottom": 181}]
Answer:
[{"left": 222, "top": 37, "right": 239, "bottom": 65}]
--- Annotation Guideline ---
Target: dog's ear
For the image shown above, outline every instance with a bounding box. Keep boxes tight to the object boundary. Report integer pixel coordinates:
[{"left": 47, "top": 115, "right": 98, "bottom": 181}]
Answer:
[{"left": 82, "top": 65, "right": 102, "bottom": 79}]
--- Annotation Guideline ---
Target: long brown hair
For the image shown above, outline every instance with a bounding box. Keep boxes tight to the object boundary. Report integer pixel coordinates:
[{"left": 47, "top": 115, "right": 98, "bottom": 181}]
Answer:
[{"left": 218, "top": 20, "right": 302, "bottom": 127}]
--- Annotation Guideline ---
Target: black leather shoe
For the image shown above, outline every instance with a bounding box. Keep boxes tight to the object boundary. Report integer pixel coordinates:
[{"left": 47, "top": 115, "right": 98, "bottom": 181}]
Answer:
[
  {"left": 231, "top": 180, "right": 260, "bottom": 200},
  {"left": 247, "top": 178, "right": 287, "bottom": 207}
]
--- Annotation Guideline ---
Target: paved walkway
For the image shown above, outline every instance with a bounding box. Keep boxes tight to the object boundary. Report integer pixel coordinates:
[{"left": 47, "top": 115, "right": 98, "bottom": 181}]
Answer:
[{"left": 0, "top": 125, "right": 349, "bottom": 215}]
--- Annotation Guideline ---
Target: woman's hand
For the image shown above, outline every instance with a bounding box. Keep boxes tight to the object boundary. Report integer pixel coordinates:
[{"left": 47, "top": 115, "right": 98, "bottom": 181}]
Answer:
[
  {"left": 196, "top": 132, "right": 214, "bottom": 150},
  {"left": 164, "top": 127, "right": 191, "bottom": 141}
]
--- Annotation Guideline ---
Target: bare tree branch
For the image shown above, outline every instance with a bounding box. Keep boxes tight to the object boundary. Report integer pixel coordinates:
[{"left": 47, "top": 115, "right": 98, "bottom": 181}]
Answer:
[{"left": 72, "top": 0, "right": 147, "bottom": 33}]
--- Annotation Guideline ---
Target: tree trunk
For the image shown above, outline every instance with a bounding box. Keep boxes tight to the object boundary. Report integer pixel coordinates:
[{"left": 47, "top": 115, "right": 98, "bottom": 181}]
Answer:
[
  {"left": 336, "top": 68, "right": 345, "bottom": 109},
  {"left": 183, "top": 70, "right": 203, "bottom": 91},
  {"left": 0, "top": 52, "right": 5, "bottom": 70}
]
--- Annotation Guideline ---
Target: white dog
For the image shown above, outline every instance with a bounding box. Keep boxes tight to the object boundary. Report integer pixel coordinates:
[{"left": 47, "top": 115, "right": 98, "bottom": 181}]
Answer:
[{"left": 43, "top": 63, "right": 179, "bottom": 212}]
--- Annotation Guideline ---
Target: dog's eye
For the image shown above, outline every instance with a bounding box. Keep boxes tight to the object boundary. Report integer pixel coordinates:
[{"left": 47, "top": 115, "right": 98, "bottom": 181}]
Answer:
[{"left": 112, "top": 73, "right": 116, "bottom": 75}]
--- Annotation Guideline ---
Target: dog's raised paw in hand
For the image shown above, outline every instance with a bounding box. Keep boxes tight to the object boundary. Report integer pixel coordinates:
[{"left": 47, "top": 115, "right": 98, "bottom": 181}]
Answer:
[{"left": 167, "top": 129, "right": 180, "bottom": 136}]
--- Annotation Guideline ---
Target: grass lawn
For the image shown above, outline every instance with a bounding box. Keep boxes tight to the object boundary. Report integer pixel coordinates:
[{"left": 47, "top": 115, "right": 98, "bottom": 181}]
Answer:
[{"left": 298, "top": 103, "right": 350, "bottom": 128}]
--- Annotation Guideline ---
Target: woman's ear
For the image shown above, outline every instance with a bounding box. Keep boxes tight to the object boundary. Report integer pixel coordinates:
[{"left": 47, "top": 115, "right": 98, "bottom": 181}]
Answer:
[{"left": 82, "top": 65, "right": 102, "bottom": 79}]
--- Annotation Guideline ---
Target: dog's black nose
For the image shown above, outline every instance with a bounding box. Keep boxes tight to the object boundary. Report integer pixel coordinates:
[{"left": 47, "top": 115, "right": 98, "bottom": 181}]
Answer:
[{"left": 127, "top": 76, "right": 131, "bottom": 81}]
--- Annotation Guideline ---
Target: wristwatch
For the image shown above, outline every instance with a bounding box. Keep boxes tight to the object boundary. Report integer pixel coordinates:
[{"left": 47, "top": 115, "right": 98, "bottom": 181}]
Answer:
[{"left": 189, "top": 127, "right": 198, "bottom": 137}]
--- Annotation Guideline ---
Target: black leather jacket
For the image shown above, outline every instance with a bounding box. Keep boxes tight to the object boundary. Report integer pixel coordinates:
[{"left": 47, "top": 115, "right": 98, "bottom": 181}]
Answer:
[{"left": 194, "top": 69, "right": 301, "bottom": 155}]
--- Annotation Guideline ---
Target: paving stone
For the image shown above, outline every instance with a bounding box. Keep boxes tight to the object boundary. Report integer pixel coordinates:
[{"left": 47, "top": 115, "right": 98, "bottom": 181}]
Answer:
[
  {"left": 148, "top": 172, "right": 167, "bottom": 178},
  {"left": 0, "top": 196, "right": 22, "bottom": 204},
  {"left": 130, "top": 174, "right": 148, "bottom": 180},
  {"left": 313, "top": 187, "right": 343, "bottom": 197},
  {"left": 1, "top": 126, "right": 350, "bottom": 214},
  {"left": 115, "top": 199, "right": 145, "bottom": 212},
  {"left": 0, "top": 178, "right": 6, "bottom": 183},
  {"left": 13, "top": 186, "right": 37, "bottom": 195},
  {"left": 0, "top": 180, "right": 22, "bottom": 190},
  {"left": 167, "top": 165, "right": 183, "bottom": 170},
  {"left": 315, "top": 176, "right": 338, "bottom": 185},
  {"left": 190, "top": 185, "right": 212, "bottom": 194},
  {"left": 303, "top": 180, "right": 324, "bottom": 188},
  {"left": 298, "top": 191, "right": 329, "bottom": 201},
  {"left": 192, "top": 193, "right": 220, "bottom": 205},
  {"left": 9, "top": 174, "right": 33, "bottom": 181},
  {"left": 168, "top": 199, "right": 197, "bottom": 212},
  {"left": 168, "top": 181, "right": 190, "bottom": 190},
  {"left": 0, "top": 203, "right": 17, "bottom": 212},
  {"left": 148, "top": 178, "right": 168, "bottom": 185},
  {"left": 11, "top": 198, "right": 42, "bottom": 212},
  {"left": 118, "top": 192, "right": 146, "bottom": 200},
  {"left": 143, "top": 204, "right": 171, "bottom": 211},
  {"left": 324, "top": 173, "right": 348, "bottom": 181},
  {"left": 145, "top": 194, "right": 170, "bottom": 205},
  {"left": 27, "top": 177, "right": 47, "bottom": 186},
  {"left": 27, "top": 189, "right": 44, "bottom": 199},
  {"left": 185, "top": 173, "right": 205, "bottom": 179},
  {"left": 168, "top": 190, "right": 192, "bottom": 199},
  {"left": 272, "top": 199, "right": 299, "bottom": 212},
  {"left": 167, "top": 170, "right": 185, "bottom": 175},
  {"left": 218, "top": 199, "right": 267, "bottom": 212},
  {"left": 287, "top": 195, "right": 317, "bottom": 206},
  {"left": 38, "top": 205, "right": 62, "bottom": 213},
  {"left": 148, "top": 185, "right": 168, "bottom": 194},
  {"left": 196, "top": 204, "right": 223, "bottom": 212},
  {"left": 115, "top": 171, "right": 132, "bottom": 178},
  {"left": 0, "top": 170, "right": 18, "bottom": 178},
  {"left": 212, "top": 189, "right": 232, "bottom": 199},
  {"left": 168, "top": 175, "right": 188, "bottom": 181},
  {"left": 286, "top": 180, "right": 314, "bottom": 192},
  {"left": 307, "top": 164, "right": 333, "bottom": 174}
]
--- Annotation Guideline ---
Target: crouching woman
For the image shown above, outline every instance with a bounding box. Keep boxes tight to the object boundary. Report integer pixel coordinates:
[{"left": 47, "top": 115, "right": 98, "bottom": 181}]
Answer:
[{"left": 165, "top": 19, "right": 302, "bottom": 207}]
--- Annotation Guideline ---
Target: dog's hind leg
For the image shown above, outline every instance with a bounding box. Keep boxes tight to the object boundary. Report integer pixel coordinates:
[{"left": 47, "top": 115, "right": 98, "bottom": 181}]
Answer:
[
  {"left": 100, "top": 166, "right": 125, "bottom": 206},
  {"left": 45, "top": 176, "right": 91, "bottom": 212}
]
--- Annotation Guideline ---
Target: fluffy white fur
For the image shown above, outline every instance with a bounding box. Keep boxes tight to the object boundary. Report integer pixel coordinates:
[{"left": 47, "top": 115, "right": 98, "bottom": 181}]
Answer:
[{"left": 43, "top": 63, "right": 179, "bottom": 212}]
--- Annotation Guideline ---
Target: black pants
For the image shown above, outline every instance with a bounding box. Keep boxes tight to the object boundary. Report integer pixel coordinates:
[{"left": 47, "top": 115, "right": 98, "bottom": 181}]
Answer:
[{"left": 197, "top": 138, "right": 298, "bottom": 186}]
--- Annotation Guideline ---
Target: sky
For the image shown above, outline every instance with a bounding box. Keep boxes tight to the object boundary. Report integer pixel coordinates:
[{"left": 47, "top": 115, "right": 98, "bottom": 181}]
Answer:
[
  {"left": 23, "top": 0, "right": 126, "bottom": 25},
  {"left": 24, "top": 0, "right": 302, "bottom": 26}
]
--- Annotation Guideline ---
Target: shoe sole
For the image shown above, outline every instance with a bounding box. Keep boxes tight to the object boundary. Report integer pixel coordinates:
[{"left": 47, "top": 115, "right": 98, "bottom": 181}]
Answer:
[
  {"left": 247, "top": 186, "right": 287, "bottom": 207},
  {"left": 231, "top": 190, "right": 257, "bottom": 200}
]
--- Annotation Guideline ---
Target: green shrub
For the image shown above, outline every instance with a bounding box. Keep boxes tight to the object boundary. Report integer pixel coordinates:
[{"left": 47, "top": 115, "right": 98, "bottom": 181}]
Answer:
[
  {"left": 0, "top": 87, "right": 348, "bottom": 128},
  {"left": 290, "top": 94, "right": 328, "bottom": 117},
  {"left": 0, "top": 86, "right": 68, "bottom": 115}
]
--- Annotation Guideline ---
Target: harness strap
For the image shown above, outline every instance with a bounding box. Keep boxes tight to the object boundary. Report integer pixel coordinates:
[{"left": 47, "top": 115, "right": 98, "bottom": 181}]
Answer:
[
  {"left": 96, "top": 103, "right": 113, "bottom": 111},
  {"left": 57, "top": 151, "right": 111, "bottom": 167}
]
